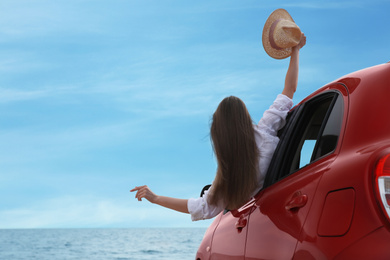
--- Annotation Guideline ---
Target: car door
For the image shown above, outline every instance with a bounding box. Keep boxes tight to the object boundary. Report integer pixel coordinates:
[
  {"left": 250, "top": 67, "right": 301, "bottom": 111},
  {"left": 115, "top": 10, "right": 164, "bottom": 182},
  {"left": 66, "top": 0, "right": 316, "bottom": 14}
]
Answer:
[
  {"left": 205, "top": 197, "right": 257, "bottom": 259},
  {"left": 245, "top": 86, "right": 347, "bottom": 259}
]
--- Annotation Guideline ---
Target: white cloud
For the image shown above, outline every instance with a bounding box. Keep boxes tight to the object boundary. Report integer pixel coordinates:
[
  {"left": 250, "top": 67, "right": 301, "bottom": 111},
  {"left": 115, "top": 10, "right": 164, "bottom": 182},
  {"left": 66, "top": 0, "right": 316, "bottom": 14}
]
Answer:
[
  {"left": 0, "top": 118, "right": 146, "bottom": 165},
  {"left": 280, "top": 0, "right": 379, "bottom": 9},
  {"left": 0, "top": 195, "right": 212, "bottom": 228},
  {"left": 0, "top": 88, "right": 48, "bottom": 103},
  {"left": 0, "top": 1, "right": 109, "bottom": 37}
]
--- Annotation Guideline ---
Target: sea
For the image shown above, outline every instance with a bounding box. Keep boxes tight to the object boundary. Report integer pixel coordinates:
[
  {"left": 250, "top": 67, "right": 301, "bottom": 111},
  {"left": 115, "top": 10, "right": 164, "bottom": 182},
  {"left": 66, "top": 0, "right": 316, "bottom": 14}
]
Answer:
[{"left": 0, "top": 228, "right": 207, "bottom": 260}]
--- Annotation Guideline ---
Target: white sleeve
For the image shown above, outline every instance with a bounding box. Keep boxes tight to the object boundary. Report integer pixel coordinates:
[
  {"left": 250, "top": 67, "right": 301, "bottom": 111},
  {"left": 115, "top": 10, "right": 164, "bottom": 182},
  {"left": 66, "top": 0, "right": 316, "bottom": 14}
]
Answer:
[
  {"left": 253, "top": 94, "right": 294, "bottom": 188},
  {"left": 257, "top": 94, "right": 293, "bottom": 137},
  {"left": 187, "top": 188, "right": 225, "bottom": 221}
]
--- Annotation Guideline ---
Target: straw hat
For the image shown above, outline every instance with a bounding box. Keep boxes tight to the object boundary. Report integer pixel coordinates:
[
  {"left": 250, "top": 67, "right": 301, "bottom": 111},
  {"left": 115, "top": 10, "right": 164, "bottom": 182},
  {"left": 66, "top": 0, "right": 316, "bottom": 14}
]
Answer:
[{"left": 262, "top": 9, "right": 302, "bottom": 59}]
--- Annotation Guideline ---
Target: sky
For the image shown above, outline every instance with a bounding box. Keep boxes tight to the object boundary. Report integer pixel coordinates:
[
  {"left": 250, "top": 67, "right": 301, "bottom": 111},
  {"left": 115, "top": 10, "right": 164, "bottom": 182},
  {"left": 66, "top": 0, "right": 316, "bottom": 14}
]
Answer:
[{"left": 1, "top": 0, "right": 389, "bottom": 229}]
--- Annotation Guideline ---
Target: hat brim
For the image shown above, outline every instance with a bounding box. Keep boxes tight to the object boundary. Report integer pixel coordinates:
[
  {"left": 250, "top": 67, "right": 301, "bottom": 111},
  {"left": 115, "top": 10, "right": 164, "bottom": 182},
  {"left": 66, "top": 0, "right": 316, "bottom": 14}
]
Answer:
[{"left": 262, "top": 9, "right": 295, "bottom": 59}]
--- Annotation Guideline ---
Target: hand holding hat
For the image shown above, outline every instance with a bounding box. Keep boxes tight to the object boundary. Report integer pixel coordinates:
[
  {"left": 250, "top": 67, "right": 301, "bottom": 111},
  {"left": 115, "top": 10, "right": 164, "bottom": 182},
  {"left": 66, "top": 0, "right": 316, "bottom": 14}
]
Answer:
[{"left": 262, "top": 9, "right": 304, "bottom": 59}]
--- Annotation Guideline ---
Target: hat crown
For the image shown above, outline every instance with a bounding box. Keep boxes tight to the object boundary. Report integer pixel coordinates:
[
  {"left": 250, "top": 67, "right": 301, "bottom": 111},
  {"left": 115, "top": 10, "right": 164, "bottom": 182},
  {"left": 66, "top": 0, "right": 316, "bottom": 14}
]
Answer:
[
  {"left": 262, "top": 9, "right": 301, "bottom": 59},
  {"left": 271, "top": 19, "right": 301, "bottom": 49}
]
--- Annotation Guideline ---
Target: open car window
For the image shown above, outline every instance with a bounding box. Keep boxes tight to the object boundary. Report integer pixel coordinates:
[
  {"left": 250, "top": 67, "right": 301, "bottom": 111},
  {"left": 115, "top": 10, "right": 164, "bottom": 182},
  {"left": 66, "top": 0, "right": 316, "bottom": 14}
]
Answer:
[{"left": 263, "top": 91, "right": 344, "bottom": 188}]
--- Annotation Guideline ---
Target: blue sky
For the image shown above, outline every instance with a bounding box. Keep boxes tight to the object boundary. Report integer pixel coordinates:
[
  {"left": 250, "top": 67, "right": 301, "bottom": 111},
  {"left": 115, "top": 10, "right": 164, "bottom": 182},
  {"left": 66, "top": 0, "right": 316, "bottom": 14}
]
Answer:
[{"left": 1, "top": 0, "right": 389, "bottom": 228}]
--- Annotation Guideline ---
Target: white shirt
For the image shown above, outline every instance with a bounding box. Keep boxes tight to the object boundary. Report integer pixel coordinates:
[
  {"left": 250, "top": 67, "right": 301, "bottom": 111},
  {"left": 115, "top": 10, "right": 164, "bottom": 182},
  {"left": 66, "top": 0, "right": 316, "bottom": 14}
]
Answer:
[{"left": 187, "top": 94, "right": 293, "bottom": 221}]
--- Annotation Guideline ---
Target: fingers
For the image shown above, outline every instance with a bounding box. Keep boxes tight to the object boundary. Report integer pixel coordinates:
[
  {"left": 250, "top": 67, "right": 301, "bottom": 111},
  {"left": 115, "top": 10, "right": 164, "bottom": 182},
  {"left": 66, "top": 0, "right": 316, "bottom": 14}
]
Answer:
[
  {"left": 299, "top": 33, "right": 306, "bottom": 49},
  {"left": 130, "top": 185, "right": 146, "bottom": 192},
  {"left": 136, "top": 188, "right": 147, "bottom": 201},
  {"left": 130, "top": 185, "right": 149, "bottom": 201}
]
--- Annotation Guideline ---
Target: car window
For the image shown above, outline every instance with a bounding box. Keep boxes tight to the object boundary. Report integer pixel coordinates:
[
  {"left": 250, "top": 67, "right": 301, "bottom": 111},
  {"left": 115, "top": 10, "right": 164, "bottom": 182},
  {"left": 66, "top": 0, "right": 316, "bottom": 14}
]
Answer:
[
  {"left": 264, "top": 92, "right": 344, "bottom": 187},
  {"left": 288, "top": 94, "right": 343, "bottom": 173}
]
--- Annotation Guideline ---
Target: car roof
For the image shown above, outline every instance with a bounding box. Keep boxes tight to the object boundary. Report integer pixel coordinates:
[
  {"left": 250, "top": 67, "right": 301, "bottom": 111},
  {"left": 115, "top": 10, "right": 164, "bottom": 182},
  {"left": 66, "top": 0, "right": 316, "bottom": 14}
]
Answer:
[
  {"left": 335, "top": 62, "right": 390, "bottom": 151},
  {"left": 295, "top": 62, "right": 390, "bottom": 153}
]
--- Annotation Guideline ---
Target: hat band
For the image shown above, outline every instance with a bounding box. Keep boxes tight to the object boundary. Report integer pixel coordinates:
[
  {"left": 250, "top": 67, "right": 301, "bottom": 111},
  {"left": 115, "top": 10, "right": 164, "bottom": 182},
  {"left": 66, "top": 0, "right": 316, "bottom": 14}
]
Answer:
[{"left": 269, "top": 19, "right": 283, "bottom": 50}]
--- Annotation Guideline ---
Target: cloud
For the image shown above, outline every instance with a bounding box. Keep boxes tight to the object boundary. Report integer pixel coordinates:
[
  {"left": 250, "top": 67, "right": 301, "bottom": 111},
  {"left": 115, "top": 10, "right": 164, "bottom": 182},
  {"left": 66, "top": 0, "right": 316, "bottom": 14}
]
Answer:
[
  {"left": 0, "top": 1, "right": 111, "bottom": 37},
  {"left": 0, "top": 195, "right": 212, "bottom": 228},
  {"left": 280, "top": 0, "right": 375, "bottom": 9},
  {"left": 0, "top": 118, "right": 147, "bottom": 166},
  {"left": 0, "top": 88, "right": 48, "bottom": 103}
]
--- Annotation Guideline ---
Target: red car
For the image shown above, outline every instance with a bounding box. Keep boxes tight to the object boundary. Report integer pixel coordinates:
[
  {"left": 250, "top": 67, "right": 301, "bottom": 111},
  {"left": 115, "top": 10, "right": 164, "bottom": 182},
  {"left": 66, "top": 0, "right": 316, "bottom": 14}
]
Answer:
[{"left": 196, "top": 62, "right": 390, "bottom": 260}]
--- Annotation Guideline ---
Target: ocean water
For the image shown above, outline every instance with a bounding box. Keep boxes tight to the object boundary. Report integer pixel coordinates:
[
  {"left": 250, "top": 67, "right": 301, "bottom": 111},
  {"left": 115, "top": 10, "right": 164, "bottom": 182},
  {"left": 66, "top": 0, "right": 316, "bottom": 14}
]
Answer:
[{"left": 0, "top": 228, "right": 207, "bottom": 260}]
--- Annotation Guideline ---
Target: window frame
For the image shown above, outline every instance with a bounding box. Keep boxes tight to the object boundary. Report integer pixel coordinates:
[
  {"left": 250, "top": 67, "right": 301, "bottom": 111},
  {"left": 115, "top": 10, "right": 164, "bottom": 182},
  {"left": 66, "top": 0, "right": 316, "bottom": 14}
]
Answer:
[{"left": 263, "top": 90, "right": 344, "bottom": 189}]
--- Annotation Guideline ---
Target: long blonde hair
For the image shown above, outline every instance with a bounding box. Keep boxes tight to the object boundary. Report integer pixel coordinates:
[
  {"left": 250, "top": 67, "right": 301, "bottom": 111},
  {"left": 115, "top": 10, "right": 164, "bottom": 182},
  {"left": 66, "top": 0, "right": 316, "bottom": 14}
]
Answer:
[{"left": 208, "top": 96, "right": 259, "bottom": 210}]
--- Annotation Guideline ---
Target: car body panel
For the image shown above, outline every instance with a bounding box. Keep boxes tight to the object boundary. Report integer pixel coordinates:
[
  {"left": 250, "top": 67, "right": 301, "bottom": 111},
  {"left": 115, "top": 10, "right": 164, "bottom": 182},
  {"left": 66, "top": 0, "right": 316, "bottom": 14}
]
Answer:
[
  {"left": 196, "top": 213, "right": 222, "bottom": 260},
  {"left": 245, "top": 158, "right": 328, "bottom": 260},
  {"left": 196, "top": 62, "right": 390, "bottom": 260},
  {"left": 208, "top": 210, "right": 248, "bottom": 259},
  {"left": 292, "top": 63, "right": 390, "bottom": 259}
]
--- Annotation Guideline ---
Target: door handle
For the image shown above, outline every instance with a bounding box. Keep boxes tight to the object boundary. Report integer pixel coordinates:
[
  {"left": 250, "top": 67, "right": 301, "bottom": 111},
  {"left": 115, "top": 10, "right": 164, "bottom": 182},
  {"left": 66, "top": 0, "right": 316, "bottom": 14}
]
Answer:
[
  {"left": 231, "top": 198, "right": 256, "bottom": 232},
  {"left": 235, "top": 215, "right": 248, "bottom": 230},
  {"left": 285, "top": 193, "right": 308, "bottom": 211}
]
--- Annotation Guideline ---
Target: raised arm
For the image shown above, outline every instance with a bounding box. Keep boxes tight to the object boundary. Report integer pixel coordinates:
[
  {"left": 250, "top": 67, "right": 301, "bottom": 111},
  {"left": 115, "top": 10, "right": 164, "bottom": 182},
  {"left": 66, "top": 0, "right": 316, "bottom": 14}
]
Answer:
[
  {"left": 130, "top": 185, "right": 189, "bottom": 214},
  {"left": 282, "top": 33, "right": 306, "bottom": 99}
]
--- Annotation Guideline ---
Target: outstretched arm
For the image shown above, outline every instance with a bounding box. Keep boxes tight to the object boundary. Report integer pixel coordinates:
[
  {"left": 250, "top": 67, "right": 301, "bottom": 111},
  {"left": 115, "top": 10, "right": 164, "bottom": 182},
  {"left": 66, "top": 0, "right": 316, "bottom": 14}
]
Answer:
[
  {"left": 130, "top": 185, "right": 189, "bottom": 214},
  {"left": 282, "top": 33, "right": 306, "bottom": 99}
]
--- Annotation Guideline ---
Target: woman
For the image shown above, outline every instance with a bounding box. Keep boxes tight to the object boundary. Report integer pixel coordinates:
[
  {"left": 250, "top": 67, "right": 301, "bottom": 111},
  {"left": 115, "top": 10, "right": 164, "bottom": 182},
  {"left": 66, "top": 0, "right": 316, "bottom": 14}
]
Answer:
[{"left": 131, "top": 34, "right": 306, "bottom": 221}]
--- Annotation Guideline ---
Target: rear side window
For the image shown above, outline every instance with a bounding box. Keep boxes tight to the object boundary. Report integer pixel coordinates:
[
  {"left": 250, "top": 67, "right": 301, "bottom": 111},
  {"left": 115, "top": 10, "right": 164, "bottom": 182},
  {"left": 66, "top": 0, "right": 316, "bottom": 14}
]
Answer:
[{"left": 264, "top": 92, "right": 344, "bottom": 186}]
